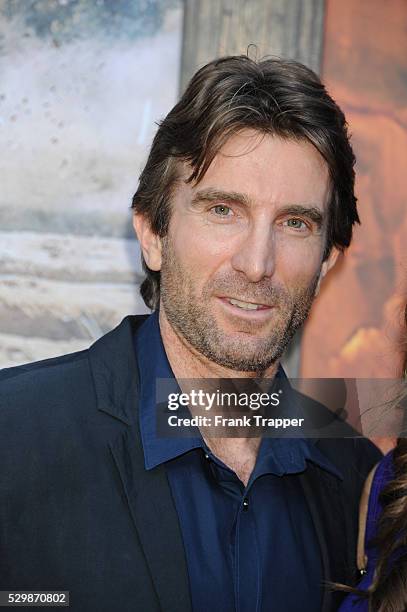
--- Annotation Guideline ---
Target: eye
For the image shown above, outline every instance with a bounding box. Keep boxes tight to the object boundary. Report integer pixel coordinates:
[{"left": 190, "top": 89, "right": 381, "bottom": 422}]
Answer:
[
  {"left": 284, "top": 218, "right": 308, "bottom": 230},
  {"left": 211, "top": 204, "right": 233, "bottom": 217}
]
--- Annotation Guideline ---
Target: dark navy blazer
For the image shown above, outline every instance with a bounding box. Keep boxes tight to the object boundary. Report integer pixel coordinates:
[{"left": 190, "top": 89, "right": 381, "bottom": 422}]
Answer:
[{"left": 0, "top": 315, "right": 382, "bottom": 611}]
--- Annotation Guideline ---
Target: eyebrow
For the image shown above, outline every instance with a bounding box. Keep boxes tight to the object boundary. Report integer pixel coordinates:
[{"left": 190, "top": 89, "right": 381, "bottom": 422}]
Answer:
[
  {"left": 191, "top": 188, "right": 325, "bottom": 227},
  {"left": 191, "top": 188, "right": 251, "bottom": 208},
  {"left": 277, "top": 205, "right": 325, "bottom": 227}
]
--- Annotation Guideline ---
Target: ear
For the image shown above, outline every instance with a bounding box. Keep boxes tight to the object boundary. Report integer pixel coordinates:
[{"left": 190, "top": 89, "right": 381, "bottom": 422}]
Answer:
[
  {"left": 314, "top": 247, "right": 340, "bottom": 296},
  {"left": 133, "top": 212, "right": 162, "bottom": 271}
]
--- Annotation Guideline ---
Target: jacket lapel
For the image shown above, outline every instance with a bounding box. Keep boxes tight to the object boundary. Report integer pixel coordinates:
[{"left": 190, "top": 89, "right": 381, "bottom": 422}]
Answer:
[
  {"left": 89, "top": 315, "right": 192, "bottom": 612},
  {"left": 110, "top": 428, "right": 192, "bottom": 612}
]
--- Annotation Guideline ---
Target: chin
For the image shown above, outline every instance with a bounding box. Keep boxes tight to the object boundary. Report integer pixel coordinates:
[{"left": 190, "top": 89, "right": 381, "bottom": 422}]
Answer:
[{"left": 216, "top": 340, "right": 269, "bottom": 363}]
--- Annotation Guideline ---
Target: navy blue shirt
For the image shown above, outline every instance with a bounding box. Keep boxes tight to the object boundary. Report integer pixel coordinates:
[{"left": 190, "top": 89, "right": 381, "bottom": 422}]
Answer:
[{"left": 135, "top": 311, "right": 342, "bottom": 612}]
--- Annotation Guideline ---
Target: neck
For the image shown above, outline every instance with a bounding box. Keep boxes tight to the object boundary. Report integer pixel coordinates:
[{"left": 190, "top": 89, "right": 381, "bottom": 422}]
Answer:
[
  {"left": 203, "top": 436, "right": 262, "bottom": 486},
  {"left": 158, "top": 306, "right": 280, "bottom": 380}
]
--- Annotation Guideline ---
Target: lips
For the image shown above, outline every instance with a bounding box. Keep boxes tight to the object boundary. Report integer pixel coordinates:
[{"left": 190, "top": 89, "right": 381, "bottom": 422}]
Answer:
[
  {"left": 228, "top": 297, "right": 270, "bottom": 310},
  {"left": 218, "top": 296, "right": 272, "bottom": 312}
]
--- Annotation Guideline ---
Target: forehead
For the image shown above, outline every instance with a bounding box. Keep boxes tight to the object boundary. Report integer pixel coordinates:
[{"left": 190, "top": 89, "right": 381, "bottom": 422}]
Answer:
[{"left": 181, "top": 129, "right": 330, "bottom": 210}]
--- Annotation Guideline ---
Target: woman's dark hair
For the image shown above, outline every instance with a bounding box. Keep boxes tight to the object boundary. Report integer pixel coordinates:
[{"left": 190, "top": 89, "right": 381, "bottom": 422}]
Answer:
[
  {"left": 364, "top": 305, "right": 407, "bottom": 611},
  {"left": 131, "top": 55, "right": 358, "bottom": 310},
  {"left": 334, "top": 304, "right": 407, "bottom": 610}
]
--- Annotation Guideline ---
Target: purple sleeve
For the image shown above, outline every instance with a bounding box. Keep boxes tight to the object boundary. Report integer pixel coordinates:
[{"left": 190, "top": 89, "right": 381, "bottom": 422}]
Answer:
[
  {"left": 364, "top": 450, "right": 394, "bottom": 551},
  {"left": 338, "top": 451, "right": 394, "bottom": 611}
]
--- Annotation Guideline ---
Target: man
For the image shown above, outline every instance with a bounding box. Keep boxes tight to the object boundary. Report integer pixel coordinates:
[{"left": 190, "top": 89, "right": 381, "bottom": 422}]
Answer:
[{"left": 0, "top": 56, "right": 381, "bottom": 611}]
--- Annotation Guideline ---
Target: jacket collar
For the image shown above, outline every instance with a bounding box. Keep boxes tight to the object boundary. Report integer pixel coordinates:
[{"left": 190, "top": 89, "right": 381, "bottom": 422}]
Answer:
[{"left": 88, "top": 314, "right": 149, "bottom": 425}]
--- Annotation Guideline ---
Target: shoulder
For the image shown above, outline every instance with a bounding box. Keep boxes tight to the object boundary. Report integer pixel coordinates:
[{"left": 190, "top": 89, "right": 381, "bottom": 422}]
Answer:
[
  {"left": 0, "top": 314, "right": 148, "bottom": 431},
  {"left": 0, "top": 348, "right": 102, "bottom": 493},
  {"left": 0, "top": 348, "right": 89, "bottom": 383},
  {"left": 288, "top": 385, "right": 383, "bottom": 482},
  {"left": 0, "top": 347, "right": 91, "bottom": 388},
  {"left": 316, "top": 437, "right": 383, "bottom": 474},
  {"left": 312, "top": 437, "right": 383, "bottom": 509},
  {"left": 0, "top": 348, "right": 94, "bottom": 426}
]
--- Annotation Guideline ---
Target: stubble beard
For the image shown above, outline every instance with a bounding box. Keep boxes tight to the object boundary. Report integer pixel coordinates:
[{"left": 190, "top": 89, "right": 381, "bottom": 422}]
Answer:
[{"left": 159, "top": 237, "right": 320, "bottom": 374}]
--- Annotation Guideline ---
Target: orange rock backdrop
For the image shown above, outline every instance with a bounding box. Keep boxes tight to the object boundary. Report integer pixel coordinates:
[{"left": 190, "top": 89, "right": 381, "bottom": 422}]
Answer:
[{"left": 301, "top": 0, "right": 407, "bottom": 380}]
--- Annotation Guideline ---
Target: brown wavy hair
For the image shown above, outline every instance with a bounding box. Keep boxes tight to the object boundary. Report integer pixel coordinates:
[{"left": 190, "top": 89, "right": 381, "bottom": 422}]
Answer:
[{"left": 131, "top": 54, "right": 358, "bottom": 310}]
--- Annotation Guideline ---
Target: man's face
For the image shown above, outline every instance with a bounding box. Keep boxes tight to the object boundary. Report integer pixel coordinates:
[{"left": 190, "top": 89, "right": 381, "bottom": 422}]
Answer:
[{"left": 156, "top": 130, "right": 335, "bottom": 373}]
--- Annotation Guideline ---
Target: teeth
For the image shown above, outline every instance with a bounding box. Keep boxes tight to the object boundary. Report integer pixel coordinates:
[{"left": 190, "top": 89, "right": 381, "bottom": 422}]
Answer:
[{"left": 229, "top": 298, "right": 261, "bottom": 310}]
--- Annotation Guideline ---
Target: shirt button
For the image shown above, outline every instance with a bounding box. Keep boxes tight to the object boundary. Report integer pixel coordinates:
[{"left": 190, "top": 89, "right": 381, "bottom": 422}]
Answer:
[
  {"left": 242, "top": 497, "right": 249, "bottom": 511},
  {"left": 204, "top": 453, "right": 209, "bottom": 460}
]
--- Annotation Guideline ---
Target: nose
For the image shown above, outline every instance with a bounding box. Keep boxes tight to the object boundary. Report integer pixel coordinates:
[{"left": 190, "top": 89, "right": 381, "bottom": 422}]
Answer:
[{"left": 230, "top": 224, "right": 275, "bottom": 282}]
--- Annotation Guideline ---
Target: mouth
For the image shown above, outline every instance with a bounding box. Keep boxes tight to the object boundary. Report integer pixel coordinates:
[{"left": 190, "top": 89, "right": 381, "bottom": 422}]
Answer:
[
  {"left": 225, "top": 297, "right": 270, "bottom": 310},
  {"left": 217, "top": 296, "right": 273, "bottom": 319}
]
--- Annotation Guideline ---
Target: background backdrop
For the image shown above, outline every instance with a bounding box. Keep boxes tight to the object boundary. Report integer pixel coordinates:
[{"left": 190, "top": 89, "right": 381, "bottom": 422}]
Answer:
[{"left": 1, "top": 0, "right": 406, "bottom": 381}]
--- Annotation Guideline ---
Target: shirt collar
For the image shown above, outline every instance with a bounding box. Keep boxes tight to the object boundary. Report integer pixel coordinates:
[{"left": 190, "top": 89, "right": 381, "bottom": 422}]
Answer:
[
  {"left": 134, "top": 309, "right": 342, "bottom": 479},
  {"left": 254, "top": 437, "right": 343, "bottom": 480},
  {"left": 134, "top": 309, "right": 203, "bottom": 470}
]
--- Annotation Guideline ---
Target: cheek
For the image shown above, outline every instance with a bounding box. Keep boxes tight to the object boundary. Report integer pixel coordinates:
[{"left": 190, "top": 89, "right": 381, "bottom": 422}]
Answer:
[
  {"left": 275, "top": 238, "right": 323, "bottom": 284},
  {"left": 170, "top": 220, "right": 235, "bottom": 269}
]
